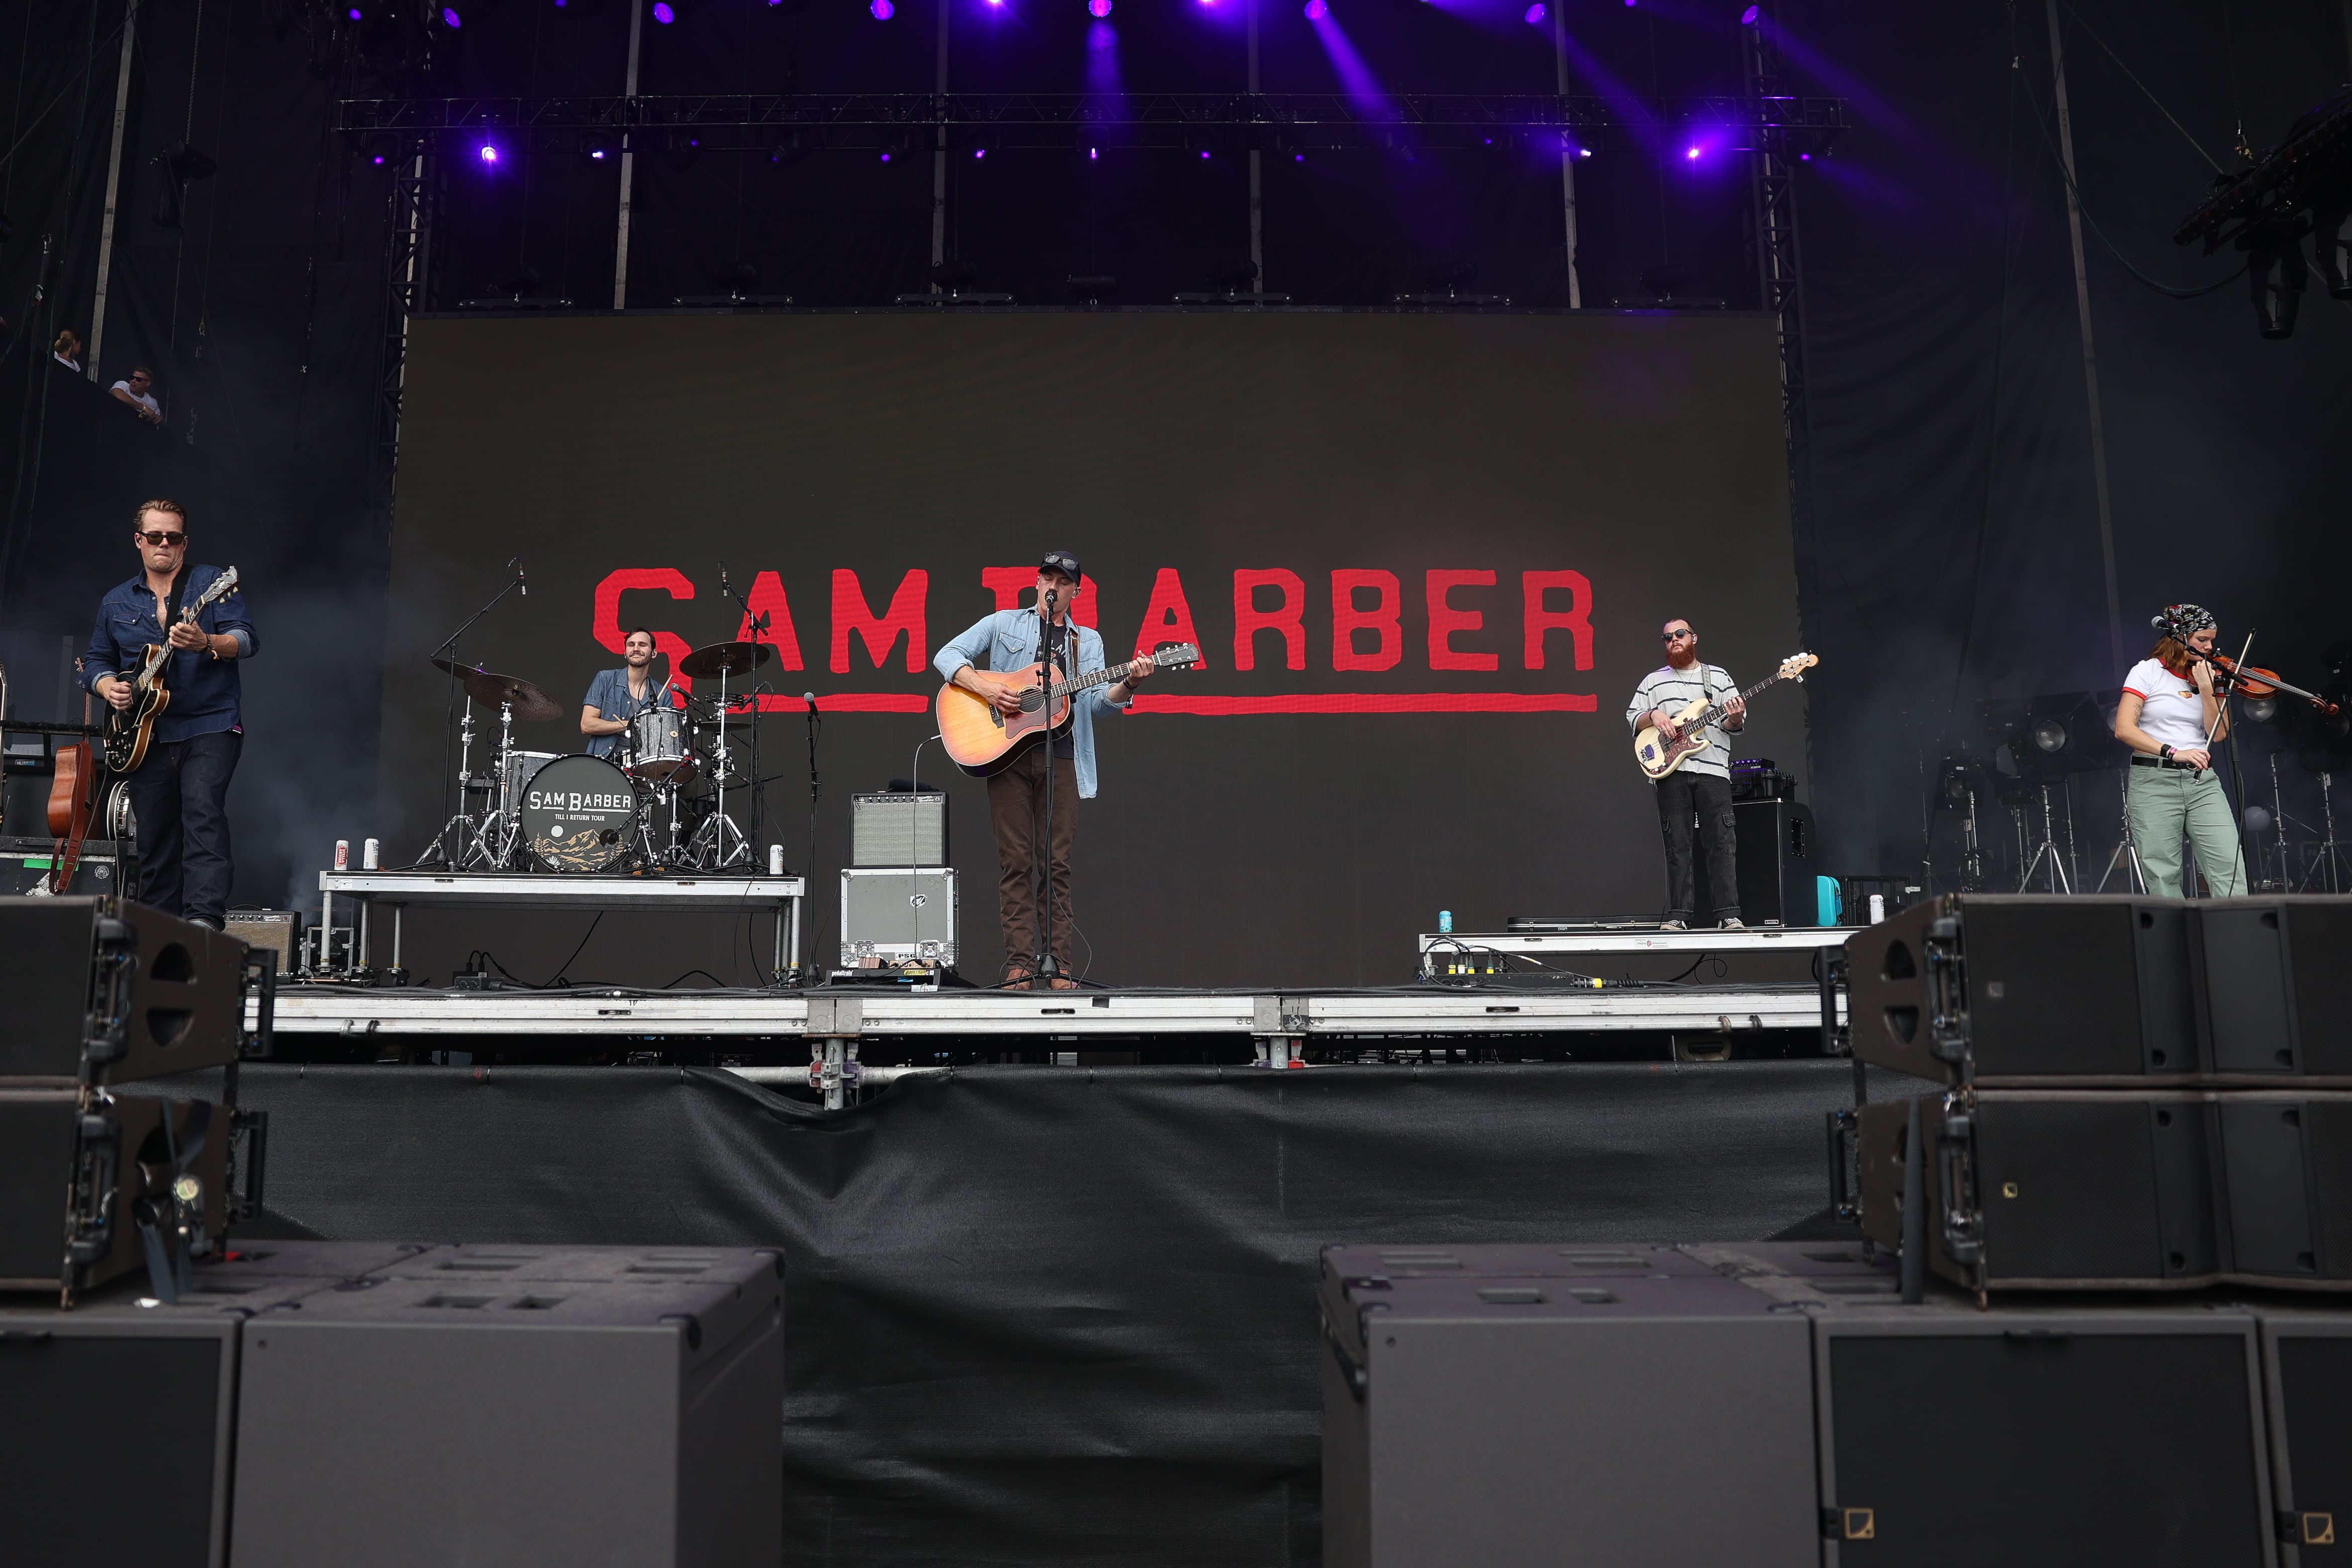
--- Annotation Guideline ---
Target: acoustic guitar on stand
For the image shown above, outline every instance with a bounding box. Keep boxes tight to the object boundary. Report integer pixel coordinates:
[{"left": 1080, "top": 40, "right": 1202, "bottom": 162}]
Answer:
[
  {"left": 1632, "top": 652, "right": 1819, "bottom": 779},
  {"left": 937, "top": 642, "right": 1201, "bottom": 776},
  {"left": 101, "top": 565, "right": 240, "bottom": 774}
]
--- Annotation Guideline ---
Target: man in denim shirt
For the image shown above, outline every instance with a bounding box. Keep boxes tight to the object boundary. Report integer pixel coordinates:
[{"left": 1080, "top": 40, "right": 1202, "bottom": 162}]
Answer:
[
  {"left": 933, "top": 550, "right": 1153, "bottom": 988},
  {"left": 84, "top": 500, "right": 259, "bottom": 929}
]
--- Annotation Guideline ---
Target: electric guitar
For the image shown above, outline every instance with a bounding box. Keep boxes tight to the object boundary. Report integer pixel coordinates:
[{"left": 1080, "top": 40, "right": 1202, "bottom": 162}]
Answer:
[
  {"left": 1632, "top": 652, "right": 1818, "bottom": 780},
  {"left": 102, "top": 565, "right": 240, "bottom": 774},
  {"left": 937, "top": 642, "right": 1201, "bottom": 775}
]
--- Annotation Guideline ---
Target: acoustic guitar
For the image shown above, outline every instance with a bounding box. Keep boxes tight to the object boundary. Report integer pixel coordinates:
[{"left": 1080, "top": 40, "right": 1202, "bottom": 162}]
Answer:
[
  {"left": 102, "top": 565, "right": 240, "bottom": 774},
  {"left": 1632, "top": 652, "right": 1819, "bottom": 780},
  {"left": 936, "top": 642, "right": 1201, "bottom": 775}
]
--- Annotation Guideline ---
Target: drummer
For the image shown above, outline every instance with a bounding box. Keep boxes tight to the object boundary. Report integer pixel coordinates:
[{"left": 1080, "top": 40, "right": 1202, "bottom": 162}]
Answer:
[{"left": 579, "top": 628, "right": 676, "bottom": 761}]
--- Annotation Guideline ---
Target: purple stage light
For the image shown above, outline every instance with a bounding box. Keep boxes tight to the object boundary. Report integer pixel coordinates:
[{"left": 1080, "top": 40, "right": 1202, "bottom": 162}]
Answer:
[
  {"left": 1685, "top": 146, "right": 1700, "bottom": 159},
  {"left": 1089, "top": 0, "right": 1112, "bottom": 13},
  {"left": 880, "top": 151, "right": 892, "bottom": 161},
  {"left": 371, "top": 153, "right": 386, "bottom": 165},
  {"left": 1739, "top": 3, "right": 1758, "bottom": 21},
  {"left": 1798, "top": 151, "right": 1811, "bottom": 160},
  {"left": 1200, "top": 149, "right": 1211, "bottom": 159},
  {"left": 441, "top": 5, "right": 460, "bottom": 23},
  {"left": 347, "top": 6, "right": 362, "bottom": 18},
  {"left": 479, "top": 143, "right": 498, "bottom": 162},
  {"left": 871, "top": 0, "right": 893, "bottom": 15},
  {"left": 1293, "top": 152, "right": 1304, "bottom": 161},
  {"left": 651, "top": 1, "right": 673, "bottom": 19},
  {"left": 1578, "top": 146, "right": 1592, "bottom": 157},
  {"left": 1089, "top": 147, "right": 1099, "bottom": 160},
  {"left": 975, "top": 147, "right": 987, "bottom": 158},
  {"left": 1304, "top": 0, "right": 1326, "bottom": 18},
  {"left": 1523, "top": 2, "right": 1544, "bottom": 20}
]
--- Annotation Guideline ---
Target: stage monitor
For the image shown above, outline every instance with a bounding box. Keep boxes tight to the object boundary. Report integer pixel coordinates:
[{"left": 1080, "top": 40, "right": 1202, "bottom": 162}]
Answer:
[{"left": 384, "top": 310, "right": 1803, "bottom": 986}]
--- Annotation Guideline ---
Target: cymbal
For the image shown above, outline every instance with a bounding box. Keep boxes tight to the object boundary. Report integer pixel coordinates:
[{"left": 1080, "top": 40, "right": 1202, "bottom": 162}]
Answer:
[
  {"left": 678, "top": 640, "right": 777, "bottom": 679},
  {"left": 431, "top": 658, "right": 564, "bottom": 722}
]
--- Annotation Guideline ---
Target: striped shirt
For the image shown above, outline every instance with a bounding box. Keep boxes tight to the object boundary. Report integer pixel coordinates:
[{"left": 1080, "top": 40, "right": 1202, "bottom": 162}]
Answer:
[{"left": 1625, "top": 661, "right": 1741, "bottom": 779}]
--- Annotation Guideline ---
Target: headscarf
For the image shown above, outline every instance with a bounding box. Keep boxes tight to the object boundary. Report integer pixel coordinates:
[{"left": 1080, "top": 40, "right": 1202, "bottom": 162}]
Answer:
[{"left": 2152, "top": 603, "right": 2215, "bottom": 639}]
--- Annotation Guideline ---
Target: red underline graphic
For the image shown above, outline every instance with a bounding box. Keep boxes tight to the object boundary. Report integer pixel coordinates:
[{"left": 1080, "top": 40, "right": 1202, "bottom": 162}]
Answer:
[
  {"left": 810, "top": 692, "right": 1599, "bottom": 714},
  {"left": 1131, "top": 692, "right": 1600, "bottom": 715}
]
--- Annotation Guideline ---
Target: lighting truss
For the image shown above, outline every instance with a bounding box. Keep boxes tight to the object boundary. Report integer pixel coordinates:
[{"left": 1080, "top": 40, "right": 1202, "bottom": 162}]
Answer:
[{"left": 339, "top": 91, "right": 1848, "bottom": 155}]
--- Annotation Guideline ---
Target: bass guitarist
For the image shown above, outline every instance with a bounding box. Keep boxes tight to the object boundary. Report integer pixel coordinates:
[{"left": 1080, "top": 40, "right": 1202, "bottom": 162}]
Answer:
[
  {"left": 1626, "top": 618, "right": 1747, "bottom": 931},
  {"left": 932, "top": 551, "right": 1153, "bottom": 988},
  {"left": 83, "top": 500, "right": 257, "bottom": 931}
]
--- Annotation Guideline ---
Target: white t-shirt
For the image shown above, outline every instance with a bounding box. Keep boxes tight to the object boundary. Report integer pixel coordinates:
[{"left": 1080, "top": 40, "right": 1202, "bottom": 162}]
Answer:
[
  {"left": 2122, "top": 657, "right": 2212, "bottom": 752},
  {"left": 112, "top": 381, "right": 160, "bottom": 417}
]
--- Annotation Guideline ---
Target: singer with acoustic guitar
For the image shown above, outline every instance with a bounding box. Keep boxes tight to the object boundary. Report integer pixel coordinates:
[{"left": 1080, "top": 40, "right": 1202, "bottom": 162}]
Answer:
[
  {"left": 83, "top": 500, "right": 257, "bottom": 931},
  {"left": 933, "top": 551, "right": 1154, "bottom": 989}
]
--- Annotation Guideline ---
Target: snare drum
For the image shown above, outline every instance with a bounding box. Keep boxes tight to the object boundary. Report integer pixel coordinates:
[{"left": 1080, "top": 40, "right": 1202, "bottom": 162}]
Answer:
[
  {"left": 625, "top": 707, "right": 695, "bottom": 783},
  {"left": 520, "top": 753, "right": 638, "bottom": 872}
]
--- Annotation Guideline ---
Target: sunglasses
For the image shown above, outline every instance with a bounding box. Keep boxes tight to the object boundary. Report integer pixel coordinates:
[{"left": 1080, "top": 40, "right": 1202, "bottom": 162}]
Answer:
[
  {"left": 1662, "top": 629, "right": 1694, "bottom": 641},
  {"left": 136, "top": 530, "right": 187, "bottom": 546}
]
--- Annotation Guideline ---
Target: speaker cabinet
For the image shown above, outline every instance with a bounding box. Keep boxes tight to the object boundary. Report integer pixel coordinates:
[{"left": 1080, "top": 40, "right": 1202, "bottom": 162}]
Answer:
[
  {"left": 2262, "top": 1311, "right": 2352, "bottom": 1561},
  {"left": 1734, "top": 799, "right": 1819, "bottom": 927},
  {"left": 0, "top": 1089, "right": 228, "bottom": 1297},
  {"left": 228, "top": 1272, "right": 784, "bottom": 1568},
  {"left": 1320, "top": 1258, "right": 1818, "bottom": 1568},
  {"left": 0, "top": 896, "right": 245, "bottom": 1083}
]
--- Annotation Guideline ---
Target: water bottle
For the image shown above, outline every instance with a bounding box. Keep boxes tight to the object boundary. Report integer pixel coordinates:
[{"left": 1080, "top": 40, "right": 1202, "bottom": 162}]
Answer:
[{"left": 1438, "top": 910, "right": 1453, "bottom": 934}]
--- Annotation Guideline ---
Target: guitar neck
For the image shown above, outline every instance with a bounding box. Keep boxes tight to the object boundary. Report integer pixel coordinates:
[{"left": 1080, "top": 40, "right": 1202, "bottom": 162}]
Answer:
[
  {"left": 1695, "top": 671, "right": 1790, "bottom": 726},
  {"left": 1048, "top": 657, "right": 1142, "bottom": 700}
]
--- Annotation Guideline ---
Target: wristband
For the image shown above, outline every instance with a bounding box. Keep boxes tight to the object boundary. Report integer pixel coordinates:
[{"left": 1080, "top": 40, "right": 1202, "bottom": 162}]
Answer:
[{"left": 2159, "top": 745, "right": 2173, "bottom": 760}]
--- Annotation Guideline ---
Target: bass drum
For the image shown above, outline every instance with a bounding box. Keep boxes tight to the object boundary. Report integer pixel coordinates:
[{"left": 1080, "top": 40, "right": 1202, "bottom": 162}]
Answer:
[{"left": 519, "top": 754, "right": 638, "bottom": 872}]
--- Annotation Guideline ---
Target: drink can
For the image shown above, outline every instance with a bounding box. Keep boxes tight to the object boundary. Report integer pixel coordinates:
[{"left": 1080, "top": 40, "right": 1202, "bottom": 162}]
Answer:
[
  {"left": 362, "top": 837, "right": 381, "bottom": 871},
  {"left": 1438, "top": 909, "right": 1453, "bottom": 934},
  {"left": 333, "top": 839, "right": 349, "bottom": 871},
  {"left": 768, "top": 843, "right": 784, "bottom": 876}
]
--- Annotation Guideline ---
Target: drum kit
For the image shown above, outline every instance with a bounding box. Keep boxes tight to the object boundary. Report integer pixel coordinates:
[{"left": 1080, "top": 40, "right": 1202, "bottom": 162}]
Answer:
[{"left": 423, "top": 640, "right": 778, "bottom": 874}]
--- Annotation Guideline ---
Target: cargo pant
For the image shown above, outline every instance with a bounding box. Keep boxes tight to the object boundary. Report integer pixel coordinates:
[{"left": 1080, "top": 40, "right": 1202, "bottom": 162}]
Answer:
[{"left": 2127, "top": 763, "right": 2247, "bottom": 898}]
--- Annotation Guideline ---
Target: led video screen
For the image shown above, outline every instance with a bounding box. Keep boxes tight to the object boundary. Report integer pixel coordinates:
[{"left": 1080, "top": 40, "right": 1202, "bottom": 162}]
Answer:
[{"left": 383, "top": 310, "right": 1802, "bottom": 985}]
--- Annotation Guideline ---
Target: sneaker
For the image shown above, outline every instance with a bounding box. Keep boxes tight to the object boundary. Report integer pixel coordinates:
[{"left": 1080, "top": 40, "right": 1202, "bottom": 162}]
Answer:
[
  {"left": 1047, "top": 977, "right": 1079, "bottom": 991},
  {"left": 1659, "top": 918, "right": 1690, "bottom": 932},
  {"left": 186, "top": 915, "right": 221, "bottom": 932},
  {"left": 1718, "top": 916, "right": 1747, "bottom": 931}
]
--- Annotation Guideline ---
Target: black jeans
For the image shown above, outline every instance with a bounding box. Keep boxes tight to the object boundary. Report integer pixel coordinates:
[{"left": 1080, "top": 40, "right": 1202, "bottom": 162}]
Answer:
[
  {"left": 1655, "top": 769, "right": 1739, "bottom": 923},
  {"left": 124, "top": 728, "right": 241, "bottom": 925}
]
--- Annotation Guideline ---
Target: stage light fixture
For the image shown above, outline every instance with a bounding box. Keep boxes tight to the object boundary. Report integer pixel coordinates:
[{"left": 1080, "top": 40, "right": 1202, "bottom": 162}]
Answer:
[
  {"left": 1304, "top": 0, "right": 1327, "bottom": 19},
  {"left": 974, "top": 147, "right": 987, "bottom": 159},
  {"left": 1089, "top": 146, "right": 1099, "bottom": 159},
  {"left": 871, "top": 0, "right": 894, "bottom": 14},
  {"left": 2316, "top": 201, "right": 2352, "bottom": 298},
  {"left": 1522, "top": 3, "right": 1543, "bottom": 21},
  {"left": 1739, "top": 4, "right": 1758, "bottom": 22},
  {"left": 880, "top": 150, "right": 892, "bottom": 161},
  {"left": 441, "top": 5, "right": 460, "bottom": 24},
  {"left": 347, "top": 6, "right": 362, "bottom": 18},
  {"left": 579, "top": 130, "right": 616, "bottom": 162},
  {"left": 479, "top": 143, "right": 499, "bottom": 163},
  {"left": 1089, "top": 0, "right": 1111, "bottom": 14},
  {"left": 652, "top": 1, "right": 673, "bottom": 18},
  {"left": 1685, "top": 146, "right": 1701, "bottom": 159},
  {"left": 2248, "top": 228, "right": 2308, "bottom": 339}
]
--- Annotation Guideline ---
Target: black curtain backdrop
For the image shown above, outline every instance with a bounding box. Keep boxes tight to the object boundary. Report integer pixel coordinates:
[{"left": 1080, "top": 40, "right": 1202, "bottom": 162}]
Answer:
[{"left": 222, "top": 1059, "right": 1855, "bottom": 1567}]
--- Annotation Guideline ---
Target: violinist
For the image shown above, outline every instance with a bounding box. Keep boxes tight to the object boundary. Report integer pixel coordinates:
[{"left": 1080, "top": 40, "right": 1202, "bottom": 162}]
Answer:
[{"left": 2113, "top": 604, "right": 2246, "bottom": 898}]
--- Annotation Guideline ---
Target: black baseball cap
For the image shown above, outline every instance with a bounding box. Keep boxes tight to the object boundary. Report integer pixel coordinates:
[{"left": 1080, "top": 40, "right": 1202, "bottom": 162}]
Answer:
[{"left": 1040, "top": 550, "right": 1081, "bottom": 582}]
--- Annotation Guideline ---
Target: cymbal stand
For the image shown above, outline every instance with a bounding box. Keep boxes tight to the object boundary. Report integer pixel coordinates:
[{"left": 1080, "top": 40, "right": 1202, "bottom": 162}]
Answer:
[
  {"left": 2301, "top": 771, "right": 2349, "bottom": 893},
  {"left": 2017, "top": 781, "right": 2072, "bottom": 893},
  {"left": 462, "top": 700, "right": 519, "bottom": 870},
  {"left": 688, "top": 672, "right": 751, "bottom": 870},
  {"left": 421, "top": 698, "right": 485, "bottom": 868}
]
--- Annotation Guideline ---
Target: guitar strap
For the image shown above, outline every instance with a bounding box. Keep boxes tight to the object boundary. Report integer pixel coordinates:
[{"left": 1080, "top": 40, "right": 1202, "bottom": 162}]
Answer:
[{"left": 162, "top": 565, "right": 191, "bottom": 646}]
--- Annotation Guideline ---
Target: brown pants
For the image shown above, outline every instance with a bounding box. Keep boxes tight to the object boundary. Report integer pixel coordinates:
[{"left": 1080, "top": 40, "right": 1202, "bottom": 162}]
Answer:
[{"left": 986, "top": 745, "right": 1079, "bottom": 973}]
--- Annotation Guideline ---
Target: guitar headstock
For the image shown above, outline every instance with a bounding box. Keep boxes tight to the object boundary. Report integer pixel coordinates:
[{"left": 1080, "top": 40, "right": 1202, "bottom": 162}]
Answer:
[
  {"left": 1778, "top": 652, "right": 1818, "bottom": 682},
  {"left": 1152, "top": 642, "right": 1204, "bottom": 670},
  {"left": 199, "top": 565, "right": 240, "bottom": 608}
]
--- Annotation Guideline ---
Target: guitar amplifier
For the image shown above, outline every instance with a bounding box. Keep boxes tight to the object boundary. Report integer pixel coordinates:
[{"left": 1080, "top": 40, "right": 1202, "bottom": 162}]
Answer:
[
  {"left": 851, "top": 791, "right": 947, "bottom": 867},
  {"left": 226, "top": 909, "right": 305, "bottom": 970},
  {"left": 0, "top": 835, "right": 133, "bottom": 898},
  {"left": 840, "top": 867, "right": 957, "bottom": 967}
]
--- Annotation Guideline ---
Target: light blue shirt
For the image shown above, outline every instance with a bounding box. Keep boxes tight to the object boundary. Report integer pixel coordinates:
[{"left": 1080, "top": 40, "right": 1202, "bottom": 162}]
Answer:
[{"left": 933, "top": 609, "right": 1130, "bottom": 799}]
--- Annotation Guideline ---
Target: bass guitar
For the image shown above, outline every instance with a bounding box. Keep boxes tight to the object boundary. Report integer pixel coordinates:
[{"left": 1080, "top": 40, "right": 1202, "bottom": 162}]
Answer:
[
  {"left": 937, "top": 641, "right": 1201, "bottom": 775},
  {"left": 102, "top": 565, "right": 240, "bottom": 774},
  {"left": 1632, "top": 652, "right": 1818, "bottom": 780}
]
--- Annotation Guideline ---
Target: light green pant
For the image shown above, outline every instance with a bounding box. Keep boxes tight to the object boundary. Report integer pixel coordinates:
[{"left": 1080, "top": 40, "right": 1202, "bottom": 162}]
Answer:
[{"left": 2127, "top": 764, "right": 2248, "bottom": 898}]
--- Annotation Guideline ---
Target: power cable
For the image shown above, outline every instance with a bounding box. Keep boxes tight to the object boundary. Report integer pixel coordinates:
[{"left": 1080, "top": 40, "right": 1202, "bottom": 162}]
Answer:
[
  {"left": 2021, "top": 78, "right": 2250, "bottom": 299},
  {"left": 2057, "top": 0, "right": 2224, "bottom": 173}
]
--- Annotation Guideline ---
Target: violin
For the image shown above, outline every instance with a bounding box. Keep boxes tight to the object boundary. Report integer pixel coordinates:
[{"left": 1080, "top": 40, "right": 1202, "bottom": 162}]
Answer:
[{"left": 2188, "top": 649, "right": 2340, "bottom": 716}]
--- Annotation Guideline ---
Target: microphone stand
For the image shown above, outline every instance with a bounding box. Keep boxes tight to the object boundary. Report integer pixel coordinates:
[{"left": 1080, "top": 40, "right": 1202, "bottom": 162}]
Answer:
[
  {"left": 418, "top": 565, "right": 526, "bottom": 868},
  {"left": 1035, "top": 585, "right": 1064, "bottom": 989},
  {"left": 804, "top": 690, "right": 821, "bottom": 983}
]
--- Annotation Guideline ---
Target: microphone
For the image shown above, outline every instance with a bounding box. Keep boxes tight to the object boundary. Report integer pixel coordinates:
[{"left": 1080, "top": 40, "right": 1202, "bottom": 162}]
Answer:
[
  {"left": 512, "top": 558, "right": 527, "bottom": 596},
  {"left": 803, "top": 691, "right": 818, "bottom": 714},
  {"left": 720, "top": 562, "right": 733, "bottom": 600}
]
